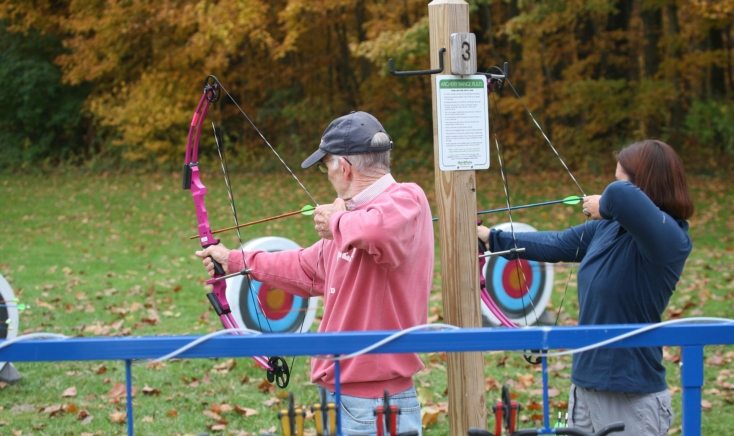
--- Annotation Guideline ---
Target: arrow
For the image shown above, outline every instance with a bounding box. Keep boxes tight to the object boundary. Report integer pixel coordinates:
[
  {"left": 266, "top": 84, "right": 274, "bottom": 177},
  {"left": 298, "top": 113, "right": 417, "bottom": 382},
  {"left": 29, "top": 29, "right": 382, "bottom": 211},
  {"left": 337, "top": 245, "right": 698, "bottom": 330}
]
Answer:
[
  {"left": 0, "top": 303, "right": 28, "bottom": 310},
  {"left": 189, "top": 205, "right": 316, "bottom": 240},
  {"left": 431, "top": 196, "right": 582, "bottom": 222}
]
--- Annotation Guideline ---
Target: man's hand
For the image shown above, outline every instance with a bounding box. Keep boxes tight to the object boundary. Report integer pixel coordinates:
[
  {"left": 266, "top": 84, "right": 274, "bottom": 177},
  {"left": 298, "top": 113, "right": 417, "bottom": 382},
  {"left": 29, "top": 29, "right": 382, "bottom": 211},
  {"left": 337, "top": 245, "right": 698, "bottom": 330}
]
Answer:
[
  {"left": 314, "top": 198, "right": 347, "bottom": 240},
  {"left": 582, "top": 195, "right": 602, "bottom": 220},
  {"left": 196, "top": 244, "right": 231, "bottom": 277}
]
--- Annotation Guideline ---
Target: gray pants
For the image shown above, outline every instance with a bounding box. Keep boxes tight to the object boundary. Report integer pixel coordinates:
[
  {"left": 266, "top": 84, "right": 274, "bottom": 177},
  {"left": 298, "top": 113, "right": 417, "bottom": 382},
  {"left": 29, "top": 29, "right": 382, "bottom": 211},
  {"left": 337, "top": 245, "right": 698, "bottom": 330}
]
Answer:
[{"left": 568, "top": 384, "right": 674, "bottom": 436}]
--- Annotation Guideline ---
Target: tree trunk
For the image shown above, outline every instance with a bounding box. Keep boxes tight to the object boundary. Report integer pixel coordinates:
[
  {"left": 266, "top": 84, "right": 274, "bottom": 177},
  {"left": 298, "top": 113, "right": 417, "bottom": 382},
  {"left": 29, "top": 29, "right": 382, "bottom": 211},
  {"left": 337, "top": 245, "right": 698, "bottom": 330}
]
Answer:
[
  {"left": 709, "top": 26, "right": 726, "bottom": 97},
  {"left": 665, "top": 2, "right": 684, "bottom": 148},
  {"left": 641, "top": 4, "right": 663, "bottom": 136},
  {"left": 641, "top": 6, "right": 662, "bottom": 78},
  {"left": 604, "top": 0, "right": 634, "bottom": 81},
  {"left": 477, "top": 3, "right": 499, "bottom": 61}
]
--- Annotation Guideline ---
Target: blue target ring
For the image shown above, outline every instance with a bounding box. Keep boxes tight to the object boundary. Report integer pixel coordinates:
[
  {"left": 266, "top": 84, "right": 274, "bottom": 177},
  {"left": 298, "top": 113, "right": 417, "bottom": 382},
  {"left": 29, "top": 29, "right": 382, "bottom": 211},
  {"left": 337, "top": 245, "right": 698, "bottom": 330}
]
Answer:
[
  {"left": 480, "top": 223, "right": 554, "bottom": 326},
  {"left": 243, "top": 279, "right": 311, "bottom": 333},
  {"left": 491, "top": 257, "right": 542, "bottom": 311}
]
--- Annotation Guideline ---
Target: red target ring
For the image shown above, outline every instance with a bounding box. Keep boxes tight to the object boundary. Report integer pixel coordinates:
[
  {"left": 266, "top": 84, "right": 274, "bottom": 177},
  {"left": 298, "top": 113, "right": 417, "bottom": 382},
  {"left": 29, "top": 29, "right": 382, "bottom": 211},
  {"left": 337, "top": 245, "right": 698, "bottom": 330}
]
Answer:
[
  {"left": 501, "top": 259, "right": 533, "bottom": 299},
  {"left": 257, "top": 283, "right": 293, "bottom": 321}
]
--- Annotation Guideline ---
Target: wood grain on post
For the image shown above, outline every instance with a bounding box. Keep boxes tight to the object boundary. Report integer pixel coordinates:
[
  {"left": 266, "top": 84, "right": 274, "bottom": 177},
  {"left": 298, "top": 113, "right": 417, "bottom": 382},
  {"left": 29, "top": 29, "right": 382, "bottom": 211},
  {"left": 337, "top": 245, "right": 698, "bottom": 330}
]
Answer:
[{"left": 428, "top": 1, "right": 487, "bottom": 435}]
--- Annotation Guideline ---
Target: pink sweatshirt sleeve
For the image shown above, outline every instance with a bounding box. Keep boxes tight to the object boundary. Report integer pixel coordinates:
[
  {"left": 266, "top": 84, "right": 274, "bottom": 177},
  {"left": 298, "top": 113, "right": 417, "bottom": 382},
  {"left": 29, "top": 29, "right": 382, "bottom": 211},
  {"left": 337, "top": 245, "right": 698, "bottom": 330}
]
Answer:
[
  {"left": 329, "top": 189, "right": 423, "bottom": 268},
  {"left": 227, "top": 244, "right": 325, "bottom": 298}
]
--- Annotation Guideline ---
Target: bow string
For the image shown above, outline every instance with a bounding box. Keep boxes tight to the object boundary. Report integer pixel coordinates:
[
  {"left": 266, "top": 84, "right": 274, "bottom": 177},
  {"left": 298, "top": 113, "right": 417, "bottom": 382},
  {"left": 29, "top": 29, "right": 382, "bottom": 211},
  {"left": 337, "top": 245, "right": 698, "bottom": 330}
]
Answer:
[{"left": 481, "top": 71, "right": 590, "bottom": 355}]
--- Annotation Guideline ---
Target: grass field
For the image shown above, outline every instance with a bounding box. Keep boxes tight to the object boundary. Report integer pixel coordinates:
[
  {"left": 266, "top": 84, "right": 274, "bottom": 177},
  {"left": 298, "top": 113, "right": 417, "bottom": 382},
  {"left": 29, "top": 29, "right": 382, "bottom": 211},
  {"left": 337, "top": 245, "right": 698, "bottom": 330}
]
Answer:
[{"left": 0, "top": 166, "right": 732, "bottom": 436}]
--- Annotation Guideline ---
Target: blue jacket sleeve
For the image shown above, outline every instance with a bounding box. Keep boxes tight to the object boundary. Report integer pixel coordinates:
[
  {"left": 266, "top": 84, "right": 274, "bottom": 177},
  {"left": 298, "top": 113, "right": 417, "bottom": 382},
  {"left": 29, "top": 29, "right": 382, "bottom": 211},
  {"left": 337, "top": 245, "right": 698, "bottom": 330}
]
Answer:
[
  {"left": 488, "top": 221, "right": 599, "bottom": 263},
  {"left": 598, "top": 181, "right": 691, "bottom": 264}
]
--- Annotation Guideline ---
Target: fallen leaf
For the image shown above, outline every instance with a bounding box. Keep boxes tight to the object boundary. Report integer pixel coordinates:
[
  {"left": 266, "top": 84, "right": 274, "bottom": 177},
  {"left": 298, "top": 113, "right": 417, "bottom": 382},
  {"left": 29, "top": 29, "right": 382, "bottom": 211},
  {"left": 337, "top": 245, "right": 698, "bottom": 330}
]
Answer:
[
  {"left": 203, "top": 410, "right": 223, "bottom": 421},
  {"left": 262, "top": 397, "right": 280, "bottom": 407},
  {"left": 142, "top": 384, "right": 160, "bottom": 396},
  {"left": 108, "top": 382, "right": 128, "bottom": 399},
  {"left": 421, "top": 407, "right": 441, "bottom": 427},
  {"left": 526, "top": 400, "right": 543, "bottom": 411},
  {"left": 257, "top": 379, "right": 275, "bottom": 394},
  {"left": 701, "top": 400, "right": 712, "bottom": 410},
  {"left": 485, "top": 375, "right": 501, "bottom": 391},
  {"left": 61, "top": 387, "right": 77, "bottom": 398},
  {"left": 516, "top": 373, "right": 535, "bottom": 388},
  {"left": 41, "top": 404, "right": 64, "bottom": 417},
  {"left": 109, "top": 412, "right": 126, "bottom": 423},
  {"left": 213, "top": 359, "right": 237, "bottom": 373},
  {"left": 166, "top": 409, "right": 178, "bottom": 417},
  {"left": 142, "top": 416, "right": 154, "bottom": 423},
  {"left": 234, "top": 405, "right": 258, "bottom": 417}
]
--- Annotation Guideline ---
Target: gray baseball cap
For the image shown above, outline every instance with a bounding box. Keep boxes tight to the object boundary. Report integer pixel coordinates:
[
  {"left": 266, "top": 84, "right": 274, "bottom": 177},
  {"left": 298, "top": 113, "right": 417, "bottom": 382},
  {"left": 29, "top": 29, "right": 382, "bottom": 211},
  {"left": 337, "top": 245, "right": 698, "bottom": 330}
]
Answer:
[{"left": 301, "top": 111, "right": 393, "bottom": 169}]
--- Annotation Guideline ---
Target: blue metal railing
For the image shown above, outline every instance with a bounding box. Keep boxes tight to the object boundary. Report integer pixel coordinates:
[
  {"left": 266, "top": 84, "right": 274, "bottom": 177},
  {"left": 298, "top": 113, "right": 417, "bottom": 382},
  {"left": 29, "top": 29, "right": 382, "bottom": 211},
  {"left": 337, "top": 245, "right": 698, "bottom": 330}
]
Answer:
[{"left": 2, "top": 323, "right": 733, "bottom": 435}]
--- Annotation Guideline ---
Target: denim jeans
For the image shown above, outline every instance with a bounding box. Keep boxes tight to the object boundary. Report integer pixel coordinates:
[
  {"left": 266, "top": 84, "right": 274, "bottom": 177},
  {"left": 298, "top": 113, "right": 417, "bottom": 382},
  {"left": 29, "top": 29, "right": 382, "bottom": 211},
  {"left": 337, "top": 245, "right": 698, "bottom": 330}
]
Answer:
[{"left": 318, "top": 386, "right": 422, "bottom": 436}]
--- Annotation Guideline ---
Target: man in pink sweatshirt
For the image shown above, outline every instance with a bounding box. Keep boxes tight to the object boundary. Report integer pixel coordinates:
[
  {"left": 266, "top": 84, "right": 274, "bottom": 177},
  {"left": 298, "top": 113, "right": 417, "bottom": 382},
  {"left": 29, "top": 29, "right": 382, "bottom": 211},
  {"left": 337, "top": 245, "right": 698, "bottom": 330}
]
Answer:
[{"left": 197, "top": 111, "right": 434, "bottom": 435}]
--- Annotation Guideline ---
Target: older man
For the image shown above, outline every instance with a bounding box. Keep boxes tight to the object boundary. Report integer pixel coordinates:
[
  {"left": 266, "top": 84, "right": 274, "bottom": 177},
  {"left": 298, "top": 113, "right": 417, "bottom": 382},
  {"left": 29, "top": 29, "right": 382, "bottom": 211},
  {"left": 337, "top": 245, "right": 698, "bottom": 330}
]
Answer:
[{"left": 197, "top": 111, "right": 433, "bottom": 435}]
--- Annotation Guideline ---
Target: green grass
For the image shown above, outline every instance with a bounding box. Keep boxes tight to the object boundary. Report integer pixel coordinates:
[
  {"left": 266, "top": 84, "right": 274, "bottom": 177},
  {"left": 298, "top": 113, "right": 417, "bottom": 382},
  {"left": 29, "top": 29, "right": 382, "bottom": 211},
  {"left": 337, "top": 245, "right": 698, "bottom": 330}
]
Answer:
[{"left": 0, "top": 168, "right": 732, "bottom": 435}]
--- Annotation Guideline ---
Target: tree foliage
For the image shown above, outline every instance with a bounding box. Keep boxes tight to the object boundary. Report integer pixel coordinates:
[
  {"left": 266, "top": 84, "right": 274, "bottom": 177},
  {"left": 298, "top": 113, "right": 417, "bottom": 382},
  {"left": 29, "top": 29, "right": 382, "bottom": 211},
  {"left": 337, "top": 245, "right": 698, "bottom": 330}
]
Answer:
[
  {"left": 0, "top": 0, "right": 732, "bottom": 171},
  {"left": 0, "top": 21, "right": 91, "bottom": 168}
]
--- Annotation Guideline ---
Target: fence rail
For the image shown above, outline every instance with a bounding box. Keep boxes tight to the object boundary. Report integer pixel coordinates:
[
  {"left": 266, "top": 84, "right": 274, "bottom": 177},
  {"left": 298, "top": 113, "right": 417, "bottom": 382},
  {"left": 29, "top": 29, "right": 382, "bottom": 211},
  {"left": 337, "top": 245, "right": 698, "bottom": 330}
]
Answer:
[{"left": 2, "top": 323, "right": 733, "bottom": 436}]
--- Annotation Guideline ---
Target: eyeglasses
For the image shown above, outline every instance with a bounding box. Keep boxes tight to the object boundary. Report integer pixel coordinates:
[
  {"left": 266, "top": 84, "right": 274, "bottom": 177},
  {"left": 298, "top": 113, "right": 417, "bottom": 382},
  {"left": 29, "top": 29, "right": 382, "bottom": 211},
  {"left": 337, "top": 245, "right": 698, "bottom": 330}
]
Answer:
[{"left": 316, "top": 157, "right": 351, "bottom": 173}]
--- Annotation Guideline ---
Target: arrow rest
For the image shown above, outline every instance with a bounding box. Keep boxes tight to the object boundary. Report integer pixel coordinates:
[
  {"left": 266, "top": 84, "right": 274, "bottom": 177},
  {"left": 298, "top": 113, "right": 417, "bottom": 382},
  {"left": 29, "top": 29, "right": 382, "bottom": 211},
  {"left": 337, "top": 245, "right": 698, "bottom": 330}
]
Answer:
[{"left": 267, "top": 355, "right": 291, "bottom": 389}]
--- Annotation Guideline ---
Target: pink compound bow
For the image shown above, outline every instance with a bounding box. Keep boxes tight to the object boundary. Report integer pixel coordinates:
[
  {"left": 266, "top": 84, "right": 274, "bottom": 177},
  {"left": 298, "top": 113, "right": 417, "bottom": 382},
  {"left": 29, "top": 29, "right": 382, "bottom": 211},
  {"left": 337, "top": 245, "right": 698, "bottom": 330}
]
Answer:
[{"left": 182, "top": 76, "right": 290, "bottom": 388}]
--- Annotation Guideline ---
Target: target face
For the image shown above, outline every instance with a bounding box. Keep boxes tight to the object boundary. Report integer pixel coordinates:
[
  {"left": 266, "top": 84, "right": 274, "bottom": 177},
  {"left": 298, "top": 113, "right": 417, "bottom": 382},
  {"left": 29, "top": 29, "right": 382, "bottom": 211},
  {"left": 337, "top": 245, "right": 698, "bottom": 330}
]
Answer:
[
  {"left": 481, "top": 223, "right": 554, "bottom": 326},
  {"left": 226, "top": 237, "right": 318, "bottom": 333},
  {"left": 0, "top": 274, "right": 19, "bottom": 372}
]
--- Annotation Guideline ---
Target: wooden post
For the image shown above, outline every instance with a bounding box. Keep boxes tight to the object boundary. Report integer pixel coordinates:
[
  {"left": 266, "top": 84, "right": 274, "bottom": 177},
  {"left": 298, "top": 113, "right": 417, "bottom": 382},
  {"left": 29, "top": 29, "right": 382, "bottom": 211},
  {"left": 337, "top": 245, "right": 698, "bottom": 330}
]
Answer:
[{"left": 429, "top": 1, "right": 487, "bottom": 435}]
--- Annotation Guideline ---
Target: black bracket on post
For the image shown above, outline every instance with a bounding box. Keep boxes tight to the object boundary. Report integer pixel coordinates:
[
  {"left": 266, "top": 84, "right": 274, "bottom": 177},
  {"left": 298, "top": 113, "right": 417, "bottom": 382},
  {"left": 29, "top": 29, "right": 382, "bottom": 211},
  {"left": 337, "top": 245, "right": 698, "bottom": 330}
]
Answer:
[
  {"left": 389, "top": 48, "right": 446, "bottom": 76},
  {"left": 475, "top": 62, "right": 509, "bottom": 92}
]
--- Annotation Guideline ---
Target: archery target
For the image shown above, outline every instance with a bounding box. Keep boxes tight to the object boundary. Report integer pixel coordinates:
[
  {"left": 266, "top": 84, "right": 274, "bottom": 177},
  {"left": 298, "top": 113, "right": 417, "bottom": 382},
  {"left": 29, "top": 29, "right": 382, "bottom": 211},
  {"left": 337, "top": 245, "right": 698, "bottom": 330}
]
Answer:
[
  {"left": 0, "top": 274, "right": 19, "bottom": 372},
  {"left": 481, "top": 223, "right": 554, "bottom": 326},
  {"left": 226, "top": 237, "right": 318, "bottom": 334}
]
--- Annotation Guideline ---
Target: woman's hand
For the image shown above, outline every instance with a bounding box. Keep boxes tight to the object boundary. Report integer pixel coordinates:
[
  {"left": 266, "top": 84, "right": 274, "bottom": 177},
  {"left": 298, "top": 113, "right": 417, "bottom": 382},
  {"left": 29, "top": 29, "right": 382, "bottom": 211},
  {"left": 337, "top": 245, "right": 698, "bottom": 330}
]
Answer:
[
  {"left": 582, "top": 195, "right": 602, "bottom": 220},
  {"left": 195, "top": 244, "right": 231, "bottom": 277},
  {"left": 477, "top": 225, "right": 490, "bottom": 245}
]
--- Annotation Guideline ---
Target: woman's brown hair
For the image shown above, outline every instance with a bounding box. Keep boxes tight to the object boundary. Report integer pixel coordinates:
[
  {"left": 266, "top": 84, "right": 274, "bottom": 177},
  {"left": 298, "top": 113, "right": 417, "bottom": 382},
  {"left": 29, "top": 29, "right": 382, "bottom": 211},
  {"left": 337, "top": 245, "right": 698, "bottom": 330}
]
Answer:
[{"left": 616, "top": 140, "right": 694, "bottom": 220}]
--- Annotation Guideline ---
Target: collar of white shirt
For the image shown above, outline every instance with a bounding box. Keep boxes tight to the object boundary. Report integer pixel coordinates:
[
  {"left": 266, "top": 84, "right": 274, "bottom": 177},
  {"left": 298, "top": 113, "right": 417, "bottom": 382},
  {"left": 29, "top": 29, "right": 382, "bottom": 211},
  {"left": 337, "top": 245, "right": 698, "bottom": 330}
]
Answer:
[{"left": 346, "top": 173, "right": 396, "bottom": 210}]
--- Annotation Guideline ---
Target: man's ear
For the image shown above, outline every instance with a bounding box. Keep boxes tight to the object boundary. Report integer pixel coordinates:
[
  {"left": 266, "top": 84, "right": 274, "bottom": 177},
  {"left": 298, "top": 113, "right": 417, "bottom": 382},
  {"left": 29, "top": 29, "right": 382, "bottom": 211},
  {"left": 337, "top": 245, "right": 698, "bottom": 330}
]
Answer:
[{"left": 341, "top": 157, "right": 352, "bottom": 179}]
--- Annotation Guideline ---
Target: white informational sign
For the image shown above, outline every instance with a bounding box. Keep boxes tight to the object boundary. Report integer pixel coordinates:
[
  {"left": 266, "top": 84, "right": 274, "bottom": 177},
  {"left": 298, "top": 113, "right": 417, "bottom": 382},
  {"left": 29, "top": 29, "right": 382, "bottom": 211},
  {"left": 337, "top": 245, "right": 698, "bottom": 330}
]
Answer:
[{"left": 435, "top": 75, "right": 490, "bottom": 171}]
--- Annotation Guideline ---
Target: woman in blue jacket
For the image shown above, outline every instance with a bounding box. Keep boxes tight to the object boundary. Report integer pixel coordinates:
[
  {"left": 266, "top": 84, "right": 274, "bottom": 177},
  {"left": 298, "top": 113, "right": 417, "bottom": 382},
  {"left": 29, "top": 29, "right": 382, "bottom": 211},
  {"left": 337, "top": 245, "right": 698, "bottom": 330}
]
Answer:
[{"left": 478, "top": 140, "right": 694, "bottom": 436}]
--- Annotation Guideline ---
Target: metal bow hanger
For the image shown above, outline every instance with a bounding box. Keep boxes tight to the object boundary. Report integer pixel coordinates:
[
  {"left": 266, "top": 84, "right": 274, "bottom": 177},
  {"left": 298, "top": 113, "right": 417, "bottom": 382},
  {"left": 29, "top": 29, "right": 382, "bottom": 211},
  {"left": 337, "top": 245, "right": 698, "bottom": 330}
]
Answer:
[{"left": 182, "top": 75, "right": 320, "bottom": 388}]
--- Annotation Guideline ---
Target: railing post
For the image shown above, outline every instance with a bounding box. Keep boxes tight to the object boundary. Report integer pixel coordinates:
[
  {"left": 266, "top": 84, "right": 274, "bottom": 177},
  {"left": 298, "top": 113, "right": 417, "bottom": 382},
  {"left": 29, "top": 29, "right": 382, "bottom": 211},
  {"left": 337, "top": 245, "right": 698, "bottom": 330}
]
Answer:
[
  {"left": 126, "top": 359, "right": 134, "bottom": 436},
  {"left": 681, "top": 346, "right": 704, "bottom": 436}
]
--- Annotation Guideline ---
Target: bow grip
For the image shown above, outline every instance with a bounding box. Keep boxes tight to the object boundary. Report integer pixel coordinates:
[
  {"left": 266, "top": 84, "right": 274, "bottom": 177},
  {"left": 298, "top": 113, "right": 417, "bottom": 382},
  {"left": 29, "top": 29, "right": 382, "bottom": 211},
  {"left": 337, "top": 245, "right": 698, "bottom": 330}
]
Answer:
[{"left": 210, "top": 256, "right": 225, "bottom": 276}]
